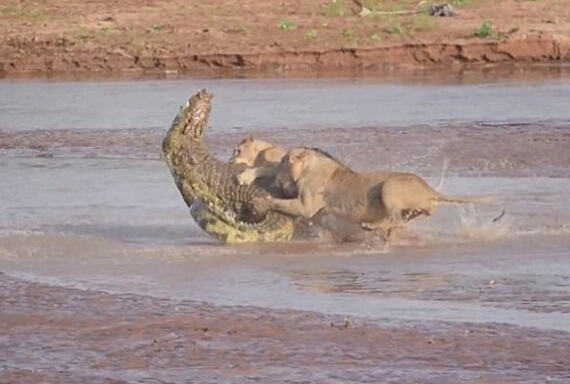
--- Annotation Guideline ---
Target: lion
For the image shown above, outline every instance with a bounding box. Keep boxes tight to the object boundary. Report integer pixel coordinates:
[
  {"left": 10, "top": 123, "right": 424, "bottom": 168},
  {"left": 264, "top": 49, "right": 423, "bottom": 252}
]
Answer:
[
  {"left": 229, "top": 134, "right": 286, "bottom": 167},
  {"left": 249, "top": 147, "right": 493, "bottom": 239},
  {"left": 230, "top": 134, "right": 297, "bottom": 198}
]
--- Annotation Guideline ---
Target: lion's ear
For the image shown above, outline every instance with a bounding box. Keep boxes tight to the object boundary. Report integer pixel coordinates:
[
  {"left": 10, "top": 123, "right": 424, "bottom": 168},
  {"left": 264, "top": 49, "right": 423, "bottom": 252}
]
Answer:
[
  {"left": 298, "top": 150, "right": 310, "bottom": 161},
  {"left": 246, "top": 133, "right": 254, "bottom": 143},
  {"left": 290, "top": 151, "right": 308, "bottom": 165}
]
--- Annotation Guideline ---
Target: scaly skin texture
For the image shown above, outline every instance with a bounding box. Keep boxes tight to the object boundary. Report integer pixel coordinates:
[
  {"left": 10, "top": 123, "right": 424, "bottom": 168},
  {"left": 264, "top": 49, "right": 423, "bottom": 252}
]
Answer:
[{"left": 162, "top": 89, "right": 294, "bottom": 243}]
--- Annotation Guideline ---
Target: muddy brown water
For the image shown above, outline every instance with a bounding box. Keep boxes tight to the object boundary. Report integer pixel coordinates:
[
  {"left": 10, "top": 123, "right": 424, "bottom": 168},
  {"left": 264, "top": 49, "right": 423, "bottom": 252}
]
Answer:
[{"left": 1, "top": 75, "right": 570, "bottom": 383}]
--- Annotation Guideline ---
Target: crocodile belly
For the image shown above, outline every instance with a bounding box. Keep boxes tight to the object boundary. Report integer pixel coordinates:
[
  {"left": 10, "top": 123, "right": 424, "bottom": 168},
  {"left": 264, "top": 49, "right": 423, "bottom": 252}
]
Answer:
[{"left": 190, "top": 200, "right": 295, "bottom": 243}]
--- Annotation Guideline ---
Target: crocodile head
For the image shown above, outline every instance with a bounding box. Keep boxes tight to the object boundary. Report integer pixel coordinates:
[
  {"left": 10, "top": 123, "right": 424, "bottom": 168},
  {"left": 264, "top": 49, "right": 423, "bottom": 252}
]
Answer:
[{"left": 178, "top": 88, "right": 213, "bottom": 139}]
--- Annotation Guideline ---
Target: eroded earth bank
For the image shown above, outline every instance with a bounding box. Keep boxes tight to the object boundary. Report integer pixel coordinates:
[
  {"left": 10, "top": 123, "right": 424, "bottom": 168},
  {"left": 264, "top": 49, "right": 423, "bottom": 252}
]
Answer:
[{"left": 1, "top": 0, "right": 570, "bottom": 76}]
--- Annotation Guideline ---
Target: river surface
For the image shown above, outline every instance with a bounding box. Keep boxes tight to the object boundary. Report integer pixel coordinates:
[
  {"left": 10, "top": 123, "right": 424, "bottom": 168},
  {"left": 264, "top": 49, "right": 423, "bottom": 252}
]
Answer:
[{"left": 1, "top": 76, "right": 570, "bottom": 382}]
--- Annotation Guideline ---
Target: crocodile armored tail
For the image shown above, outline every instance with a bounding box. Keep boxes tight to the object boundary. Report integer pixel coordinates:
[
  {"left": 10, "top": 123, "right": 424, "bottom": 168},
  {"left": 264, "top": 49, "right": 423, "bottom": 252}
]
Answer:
[{"left": 162, "top": 89, "right": 295, "bottom": 243}]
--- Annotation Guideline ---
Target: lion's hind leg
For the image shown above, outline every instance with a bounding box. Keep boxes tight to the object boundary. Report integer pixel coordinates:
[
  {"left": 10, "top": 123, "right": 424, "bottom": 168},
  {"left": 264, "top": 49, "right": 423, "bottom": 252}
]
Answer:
[
  {"left": 361, "top": 212, "right": 405, "bottom": 241},
  {"left": 401, "top": 208, "right": 430, "bottom": 223}
]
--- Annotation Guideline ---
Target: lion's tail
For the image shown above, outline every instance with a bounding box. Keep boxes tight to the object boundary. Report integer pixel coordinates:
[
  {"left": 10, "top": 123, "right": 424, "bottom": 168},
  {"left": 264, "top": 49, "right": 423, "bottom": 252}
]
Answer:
[
  {"left": 435, "top": 157, "right": 450, "bottom": 192},
  {"left": 436, "top": 194, "right": 494, "bottom": 204}
]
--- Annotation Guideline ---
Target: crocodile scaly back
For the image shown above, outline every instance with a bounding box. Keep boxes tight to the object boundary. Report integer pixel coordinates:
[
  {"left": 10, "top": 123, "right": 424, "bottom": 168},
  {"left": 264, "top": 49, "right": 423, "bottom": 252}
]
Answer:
[{"left": 162, "top": 89, "right": 294, "bottom": 243}]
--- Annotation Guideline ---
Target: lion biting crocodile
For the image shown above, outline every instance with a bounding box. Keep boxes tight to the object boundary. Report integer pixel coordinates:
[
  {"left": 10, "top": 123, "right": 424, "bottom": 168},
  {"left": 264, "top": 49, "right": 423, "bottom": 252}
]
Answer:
[{"left": 161, "top": 89, "right": 295, "bottom": 243}]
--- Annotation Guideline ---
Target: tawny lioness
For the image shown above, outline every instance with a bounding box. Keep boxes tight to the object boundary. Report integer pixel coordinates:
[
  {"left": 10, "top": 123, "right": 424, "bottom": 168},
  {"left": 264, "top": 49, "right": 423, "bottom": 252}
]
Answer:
[{"left": 230, "top": 134, "right": 296, "bottom": 198}]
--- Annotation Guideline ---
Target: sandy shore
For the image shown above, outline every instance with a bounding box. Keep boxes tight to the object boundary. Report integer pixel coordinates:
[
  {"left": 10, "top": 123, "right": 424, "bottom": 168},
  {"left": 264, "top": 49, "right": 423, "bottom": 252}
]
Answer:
[
  {"left": 1, "top": 0, "right": 570, "bottom": 77},
  {"left": 1, "top": 272, "right": 569, "bottom": 383}
]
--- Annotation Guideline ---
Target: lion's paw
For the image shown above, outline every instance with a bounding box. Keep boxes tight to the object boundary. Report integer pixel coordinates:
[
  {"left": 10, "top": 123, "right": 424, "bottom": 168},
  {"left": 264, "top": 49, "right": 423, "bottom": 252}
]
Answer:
[{"left": 237, "top": 169, "right": 256, "bottom": 185}]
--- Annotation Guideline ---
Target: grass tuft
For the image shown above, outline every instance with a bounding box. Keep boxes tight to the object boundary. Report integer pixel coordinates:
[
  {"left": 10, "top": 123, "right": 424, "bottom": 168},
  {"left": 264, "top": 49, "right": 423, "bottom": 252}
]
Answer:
[
  {"left": 279, "top": 19, "right": 295, "bottom": 30},
  {"left": 370, "top": 32, "right": 382, "bottom": 42},
  {"left": 475, "top": 21, "right": 493, "bottom": 38},
  {"left": 99, "top": 27, "right": 114, "bottom": 36},
  {"left": 306, "top": 28, "right": 317, "bottom": 40},
  {"left": 29, "top": 7, "right": 44, "bottom": 18},
  {"left": 325, "top": 0, "right": 346, "bottom": 17},
  {"left": 77, "top": 27, "right": 95, "bottom": 40},
  {"left": 386, "top": 23, "right": 404, "bottom": 36},
  {"left": 341, "top": 28, "right": 354, "bottom": 40}
]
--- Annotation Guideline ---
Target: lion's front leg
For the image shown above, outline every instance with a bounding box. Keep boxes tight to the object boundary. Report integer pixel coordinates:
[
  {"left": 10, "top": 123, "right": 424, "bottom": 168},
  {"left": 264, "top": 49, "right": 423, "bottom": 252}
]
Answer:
[
  {"left": 255, "top": 188, "right": 325, "bottom": 219},
  {"left": 267, "top": 197, "right": 320, "bottom": 219},
  {"left": 237, "top": 166, "right": 278, "bottom": 185}
]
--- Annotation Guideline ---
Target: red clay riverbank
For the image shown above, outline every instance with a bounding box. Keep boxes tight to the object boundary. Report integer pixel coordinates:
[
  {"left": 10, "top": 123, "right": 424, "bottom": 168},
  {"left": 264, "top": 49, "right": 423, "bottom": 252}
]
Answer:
[{"left": 1, "top": 0, "right": 570, "bottom": 77}]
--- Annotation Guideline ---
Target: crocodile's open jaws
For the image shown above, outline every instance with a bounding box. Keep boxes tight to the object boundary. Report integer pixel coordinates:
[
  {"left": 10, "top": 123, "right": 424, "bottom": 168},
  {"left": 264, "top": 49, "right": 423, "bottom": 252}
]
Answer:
[{"left": 162, "top": 89, "right": 295, "bottom": 243}]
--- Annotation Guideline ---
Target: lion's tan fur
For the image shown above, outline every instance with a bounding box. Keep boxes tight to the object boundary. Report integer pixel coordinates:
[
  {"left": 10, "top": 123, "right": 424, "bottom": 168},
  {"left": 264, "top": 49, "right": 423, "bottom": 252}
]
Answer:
[
  {"left": 230, "top": 134, "right": 286, "bottom": 168},
  {"left": 231, "top": 135, "right": 297, "bottom": 198},
  {"left": 254, "top": 147, "right": 492, "bottom": 239}
]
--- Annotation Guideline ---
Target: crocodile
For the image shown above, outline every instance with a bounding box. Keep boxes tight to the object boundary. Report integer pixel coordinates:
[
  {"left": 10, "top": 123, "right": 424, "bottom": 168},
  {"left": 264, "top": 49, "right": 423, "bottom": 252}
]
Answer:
[{"left": 162, "top": 89, "right": 295, "bottom": 243}]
